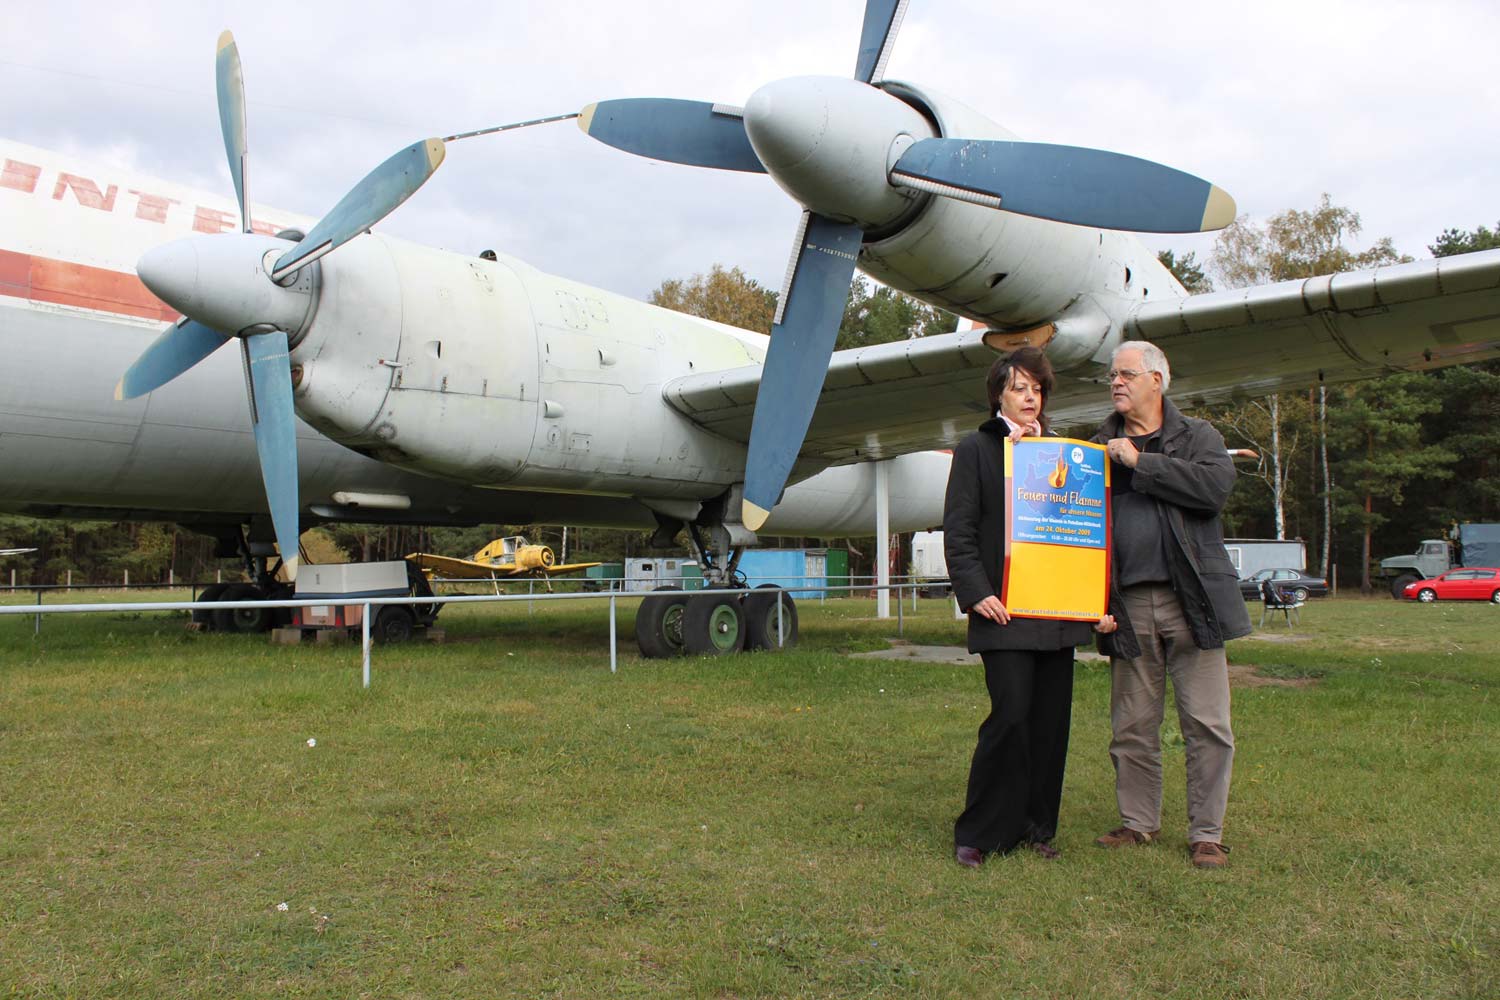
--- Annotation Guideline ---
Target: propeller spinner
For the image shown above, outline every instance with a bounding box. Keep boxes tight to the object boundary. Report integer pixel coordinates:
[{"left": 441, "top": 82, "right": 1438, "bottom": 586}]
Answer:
[
  {"left": 578, "top": 0, "right": 1235, "bottom": 529},
  {"left": 118, "top": 31, "right": 447, "bottom": 579}
]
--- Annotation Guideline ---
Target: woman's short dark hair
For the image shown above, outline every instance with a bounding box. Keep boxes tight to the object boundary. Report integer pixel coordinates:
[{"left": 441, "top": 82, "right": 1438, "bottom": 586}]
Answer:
[{"left": 985, "top": 346, "right": 1056, "bottom": 428}]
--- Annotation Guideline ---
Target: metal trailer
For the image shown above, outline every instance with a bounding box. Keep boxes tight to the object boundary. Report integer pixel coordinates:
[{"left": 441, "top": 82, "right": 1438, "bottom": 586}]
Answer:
[
  {"left": 1224, "top": 538, "right": 1307, "bottom": 580},
  {"left": 288, "top": 560, "right": 439, "bottom": 643}
]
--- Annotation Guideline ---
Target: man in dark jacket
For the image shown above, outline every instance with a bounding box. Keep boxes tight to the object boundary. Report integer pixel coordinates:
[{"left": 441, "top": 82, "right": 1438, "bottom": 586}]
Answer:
[{"left": 1091, "top": 341, "right": 1251, "bottom": 869}]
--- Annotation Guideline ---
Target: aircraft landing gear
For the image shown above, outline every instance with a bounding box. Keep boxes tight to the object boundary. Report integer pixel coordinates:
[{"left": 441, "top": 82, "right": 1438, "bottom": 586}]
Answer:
[
  {"left": 635, "top": 586, "right": 690, "bottom": 658},
  {"left": 682, "top": 591, "right": 746, "bottom": 656},
  {"left": 632, "top": 511, "right": 798, "bottom": 658},
  {"left": 191, "top": 522, "right": 292, "bottom": 633}
]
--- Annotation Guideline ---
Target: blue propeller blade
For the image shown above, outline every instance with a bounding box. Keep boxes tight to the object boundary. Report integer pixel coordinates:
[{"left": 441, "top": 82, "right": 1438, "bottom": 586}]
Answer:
[
  {"left": 271, "top": 138, "right": 446, "bottom": 281},
  {"left": 243, "top": 332, "right": 301, "bottom": 580},
  {"left": 741, "top": 213, "right": 863, "bottom": 531},
  {"left": 116, "top": 318, "right": 231, "bottom": 400},
  {"left": 578, "top": 99, "right": 766, "bottom": 174},
  {"left": 854, "top": 0, "right": 908, "bottom": 84},
  {"left": 215, "top": 31, "right": 250, "bottom": 234},
  {"left": 891, "top": 137, "right": 1236, "bottom": 233}
]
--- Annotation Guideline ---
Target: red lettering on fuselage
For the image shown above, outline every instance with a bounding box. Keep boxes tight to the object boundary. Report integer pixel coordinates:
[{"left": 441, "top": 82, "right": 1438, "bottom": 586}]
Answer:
[
  {"left": 193, "top": 205, "right": 238, "bottom": 234},
  {"left": 129, "top": 189, "right": 181, "bottom": 224},
  {"left": 8, "top": 157, "right": 296, "bottom": 243},
  {"left": 1, "top": 159, "right": 40, "bottom": 193},
  {"left": 53, "top": 173, "right": 119, "bottom": 211}
]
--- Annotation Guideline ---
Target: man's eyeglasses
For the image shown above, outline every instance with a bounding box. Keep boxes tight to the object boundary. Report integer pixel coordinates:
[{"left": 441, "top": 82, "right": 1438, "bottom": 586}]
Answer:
[{"left": 1107, "top": 368, "right": 1151, "bottom": 383}]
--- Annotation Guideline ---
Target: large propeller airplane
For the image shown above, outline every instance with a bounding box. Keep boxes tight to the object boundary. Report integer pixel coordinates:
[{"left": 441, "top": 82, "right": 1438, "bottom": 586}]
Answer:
[{"left": 4, "top": 1, "right": 1500, "bottom": 655}]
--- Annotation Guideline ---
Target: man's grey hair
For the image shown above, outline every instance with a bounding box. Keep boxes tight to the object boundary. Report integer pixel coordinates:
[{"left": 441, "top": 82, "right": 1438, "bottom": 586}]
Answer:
[{"left": 1112, "top": 340, "right": 1171, "bottom": 392}]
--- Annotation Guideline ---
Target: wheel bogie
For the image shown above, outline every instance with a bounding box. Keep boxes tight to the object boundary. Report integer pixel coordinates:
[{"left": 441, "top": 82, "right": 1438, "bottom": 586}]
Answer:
[
  {"left": 635, "top": 586, "right": 689, "bottom": 658},
  {"left": 213, "top": 582, "right": 272, "bottom": 633},
  {"left": 683, "top": 591, "right": 747, "bottom": 656},
  {"left": 744, "top": 585, "right": 799, "bottom": 651},
  {"left": 192, "top": 583, "right": 230, "bottom": 627}
]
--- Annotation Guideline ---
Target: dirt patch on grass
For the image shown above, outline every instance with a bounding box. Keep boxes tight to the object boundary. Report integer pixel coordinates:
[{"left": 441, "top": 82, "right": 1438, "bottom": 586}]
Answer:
[
  {"left": 1245, "top": 630, "right": 1311, "bottom": 643},
  {"left": 854, "top": 640, "right": 1321, "bottom": 688},
  {"left": 1228, "top": 662, "right": 1319, "bottom": 688}
]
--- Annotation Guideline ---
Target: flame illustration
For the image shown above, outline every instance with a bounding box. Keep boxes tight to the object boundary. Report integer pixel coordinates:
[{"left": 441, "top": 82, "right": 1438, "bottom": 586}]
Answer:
[{"left": 1047, "top": 451, "right": 1068, "bottom": 489}]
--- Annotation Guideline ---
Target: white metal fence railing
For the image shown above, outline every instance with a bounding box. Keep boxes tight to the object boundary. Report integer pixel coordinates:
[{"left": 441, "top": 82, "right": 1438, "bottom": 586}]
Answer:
[{"left": 0, "top": 577, "right": 957, "bottom": 687}]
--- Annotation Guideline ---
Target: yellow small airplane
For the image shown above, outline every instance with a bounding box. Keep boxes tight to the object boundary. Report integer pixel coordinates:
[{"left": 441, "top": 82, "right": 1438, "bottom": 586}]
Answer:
[{"left": 407, "top": 536, "right": 600, "bottom": 589}]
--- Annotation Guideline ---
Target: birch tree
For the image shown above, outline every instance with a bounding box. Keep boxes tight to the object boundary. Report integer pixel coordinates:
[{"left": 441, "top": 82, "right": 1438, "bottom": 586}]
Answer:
[{"left": 1210, "top": 195, "right": 1408, "bottom": 565}]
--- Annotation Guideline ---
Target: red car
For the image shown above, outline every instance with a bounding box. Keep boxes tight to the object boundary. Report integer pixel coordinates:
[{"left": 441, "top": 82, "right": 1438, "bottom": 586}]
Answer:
[{"left": 1402, "top": 567, "right": 1500, "bottom": 603}]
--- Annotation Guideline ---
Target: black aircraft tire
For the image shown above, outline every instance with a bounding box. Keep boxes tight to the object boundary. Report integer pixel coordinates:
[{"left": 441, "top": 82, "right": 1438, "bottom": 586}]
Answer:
[
  {"left": 635, "top": 586, "right": 689, "bottom": 659},
  {"left": 213, "top": 583, "right": 271, "bottom": 633},
  {"left": 192, "top": 583, "right": 230, "bottom": 627},
  {"left": 373, "top": 605, "right": 416, "bottom": 645},
  {"left": 683, "top": 591, "right": 747, "bottom": 657},
  {"left": 744, "top": 585, "right": 799, "bottom": 651}
]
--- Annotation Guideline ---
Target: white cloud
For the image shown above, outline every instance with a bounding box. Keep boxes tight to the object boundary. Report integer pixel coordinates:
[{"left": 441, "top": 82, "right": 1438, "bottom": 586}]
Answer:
[{"left": 5, "top": 0, "right": 1495, "bottom": 298}]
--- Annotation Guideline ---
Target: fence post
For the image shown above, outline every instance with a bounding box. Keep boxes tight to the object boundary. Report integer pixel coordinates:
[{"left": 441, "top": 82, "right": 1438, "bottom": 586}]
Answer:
[
  {"left": 362, "top": 603, "right": 372, "bottom": 689},
  {"left": 34, "top": 587, "right": 42, "bottom": 636},
  {"left": 896, "top": 582, "right": 904, "bottom": 636},
  {"left": 777, "top": 589, "right": 784, "bottom": 648},
  {"left": 609, "top": 594, "right": 618, "bottom": 674}
]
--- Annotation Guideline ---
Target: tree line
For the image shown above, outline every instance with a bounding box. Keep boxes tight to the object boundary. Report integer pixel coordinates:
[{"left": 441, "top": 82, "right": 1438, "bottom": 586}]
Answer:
[
  {"left": 1164, "top": 198, "right": 1499, "bottom": 593},
  {"left": 2, "top": 199, "right": 1495, "bottom": 593}
]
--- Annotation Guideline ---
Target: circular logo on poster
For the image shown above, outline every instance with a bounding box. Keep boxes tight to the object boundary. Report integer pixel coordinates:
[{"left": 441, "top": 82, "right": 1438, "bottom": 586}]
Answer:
[{"left": 1071, "top": 446, "right": 1085, "bottom": 465}]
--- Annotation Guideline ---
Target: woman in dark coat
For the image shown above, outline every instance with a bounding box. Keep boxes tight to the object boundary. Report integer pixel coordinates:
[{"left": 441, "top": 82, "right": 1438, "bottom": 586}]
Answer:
[{"left": 943, "top": 346, "right": 1115, "bottom": 866}]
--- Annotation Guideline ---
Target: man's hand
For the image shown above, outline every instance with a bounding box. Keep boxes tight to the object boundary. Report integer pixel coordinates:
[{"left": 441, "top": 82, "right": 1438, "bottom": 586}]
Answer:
[
  {"left": 1094, "top": 614, "right": 1118, "bottom": 634},
  {"left": 1106, "top": 437, "right": 1140, "bottom": 469},
  {"left": 971, "top": 595, "right": 1011, "bottom": 625}
]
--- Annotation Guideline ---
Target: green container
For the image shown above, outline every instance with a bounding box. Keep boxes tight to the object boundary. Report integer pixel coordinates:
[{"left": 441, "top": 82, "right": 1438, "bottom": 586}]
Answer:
[
  {"left": 825, "top": 548, "right": 849, "bottom": 595},
  {"left": 679, "top": 562, "right": 704, "bottom": 592},
  {"left": 585, "top": 563, "right": 624, "bottom": 580}
]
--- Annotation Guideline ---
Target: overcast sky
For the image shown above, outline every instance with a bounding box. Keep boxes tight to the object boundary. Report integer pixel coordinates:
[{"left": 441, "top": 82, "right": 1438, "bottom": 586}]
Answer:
[{"left": 7, "top": 0, "right": 1497, "bottom": 300}]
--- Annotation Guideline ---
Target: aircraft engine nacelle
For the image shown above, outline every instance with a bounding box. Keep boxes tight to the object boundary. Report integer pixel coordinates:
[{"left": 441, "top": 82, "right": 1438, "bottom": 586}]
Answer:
[
  {"left": 292, "top": 236, "right": 541, "bottom": 485},
  {"left": 510, "top": 544, "right": 555, "bottom": 571},
  {"left": 857, "top": 82, "right": 1178, "bottom": 373}
]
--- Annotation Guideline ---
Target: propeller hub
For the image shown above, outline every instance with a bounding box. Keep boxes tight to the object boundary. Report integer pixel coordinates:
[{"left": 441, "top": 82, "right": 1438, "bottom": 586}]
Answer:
[
  {"left": 138, "top": 234, "right": 317, "bottom": 340},
  {"left": 743, "top": 76, "right": 933, "bottom": 228}
]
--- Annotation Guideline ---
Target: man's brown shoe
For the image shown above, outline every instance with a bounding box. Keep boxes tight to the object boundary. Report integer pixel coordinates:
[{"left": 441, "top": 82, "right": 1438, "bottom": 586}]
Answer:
[
  {"left": 1189, "top": 841, "right": 1229, "bottom": 868},
  {"left": 1094, "top": 826, "right": 1159, "bottom": 848}
]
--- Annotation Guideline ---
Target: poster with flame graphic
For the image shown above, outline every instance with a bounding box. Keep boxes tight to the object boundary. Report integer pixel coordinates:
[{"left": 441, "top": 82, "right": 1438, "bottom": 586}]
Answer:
[{"left": 1001, "top": 437, "right": 1111, "bottom": 621}]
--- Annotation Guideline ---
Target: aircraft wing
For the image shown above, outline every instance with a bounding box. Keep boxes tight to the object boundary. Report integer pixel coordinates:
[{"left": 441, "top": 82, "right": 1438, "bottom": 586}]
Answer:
[
  {"left": 662, "top": 250, "right": 1500, "bottom": 460},
  {"left": 408, "top": 553, "right": 602, "bottom": 579}
]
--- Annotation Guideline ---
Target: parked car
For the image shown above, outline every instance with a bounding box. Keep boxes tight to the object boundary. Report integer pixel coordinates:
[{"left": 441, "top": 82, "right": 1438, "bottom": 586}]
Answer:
[
  {"left": 1238, "top": 568, "right": 1328, "bottom": 602},
  {"left": 1401, "top": 567, "right": 1500, "bottom": 603}
]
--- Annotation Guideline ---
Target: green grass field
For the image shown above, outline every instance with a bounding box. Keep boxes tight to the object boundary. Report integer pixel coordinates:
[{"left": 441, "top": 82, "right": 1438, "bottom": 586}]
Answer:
[{"left": 1, "top": 592, "right": 1496, "bottom": 998}]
